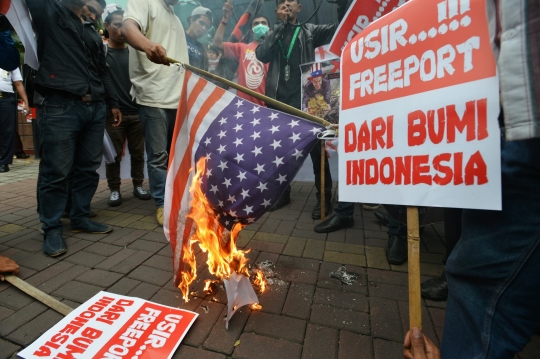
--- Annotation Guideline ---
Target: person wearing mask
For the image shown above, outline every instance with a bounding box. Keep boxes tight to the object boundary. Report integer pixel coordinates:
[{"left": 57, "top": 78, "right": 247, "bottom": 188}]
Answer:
[
  {"left": 103, "top": 9, "right": 150, "bottom": 206},
  {"left": 213, "top": 2, "right": 270, "bottom": 106},
  {"left": 122, "top": 0, "right": 189, "bottom": 225},
  {"left": 25, "top": 0, "right": 122, "bottom": 257},
  {"left": 255, "top": 0, "right": 350, "bottom": 219},
  {"left": 185, "top": 6, "right": 213, "bottom": 71},
  {"left": 0, "top": 66, "right": 30, "bottom": 173}
]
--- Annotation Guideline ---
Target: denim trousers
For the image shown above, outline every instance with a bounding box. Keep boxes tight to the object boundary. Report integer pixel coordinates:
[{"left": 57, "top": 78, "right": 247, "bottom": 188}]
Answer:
[
  {"left": 138, "top": 105, "right": 177, "bottom": 208},
  {"left": 441, "top": 138, "right": 540, "bottom": 358},
  {"left": 0, "top": 95, "right": 16, "bottom": 165},
  {"left": 38, "top": 97, "right": 106, "bottom": 234}
]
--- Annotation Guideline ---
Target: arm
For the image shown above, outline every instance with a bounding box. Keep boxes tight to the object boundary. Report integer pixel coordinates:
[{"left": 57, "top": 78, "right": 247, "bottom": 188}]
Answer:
[
  {"left": 97, "top": 44, "right": 122, "bottom": 125},
  {"left": 121, "top": 19, "right": 169, "bottom": 65},
  {"left": 13, "top": 81, "right": 29, "bottom": 113},
  {"left": 213, "top": 2, "right": 233, "bottom": 52}
]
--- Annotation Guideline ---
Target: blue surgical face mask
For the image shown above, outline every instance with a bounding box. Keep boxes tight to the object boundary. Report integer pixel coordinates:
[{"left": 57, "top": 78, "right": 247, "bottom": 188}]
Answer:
[{"left": 253, "top": 24, "right": 269, "bottom": 40}]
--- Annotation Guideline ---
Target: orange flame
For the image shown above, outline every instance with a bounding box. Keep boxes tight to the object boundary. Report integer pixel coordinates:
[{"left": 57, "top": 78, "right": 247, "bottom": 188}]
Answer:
[
  {"left": 178, "top": 158, "right": 250, "bottom": 301},
  {"left": 253, "top": 269, "right": 267, "bottom": 293},
  {"left": 251, "top": 303, "right": 262, "bottom": 310}
]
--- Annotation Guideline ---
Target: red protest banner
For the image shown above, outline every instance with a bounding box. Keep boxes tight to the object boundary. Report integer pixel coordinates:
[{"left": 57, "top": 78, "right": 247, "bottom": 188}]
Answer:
[
  {"left": 339, "top": 0, "right": 501, "bottom": 210},
  {"left": 328, "top": 0, "right": 405, "bottom": 57}
]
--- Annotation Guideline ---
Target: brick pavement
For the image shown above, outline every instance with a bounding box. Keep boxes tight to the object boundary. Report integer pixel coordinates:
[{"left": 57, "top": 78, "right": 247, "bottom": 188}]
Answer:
[{"left": 0, "top": 159, "right": 539, "bottom": 359}]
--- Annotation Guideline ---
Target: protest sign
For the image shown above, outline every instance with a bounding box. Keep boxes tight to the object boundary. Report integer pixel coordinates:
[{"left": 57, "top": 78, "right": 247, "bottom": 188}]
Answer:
[
  {"left": 18, "top": 292, "right": 198, "bottom": 359},
  {"left": 301, "top": 59, "right": 341, "bottom": 124},
  {"left": 328, "top": 0, "right": 405, "bottom": 57},
  {"left": 339, "top": 0, "right": 501, "bottom": 210}
]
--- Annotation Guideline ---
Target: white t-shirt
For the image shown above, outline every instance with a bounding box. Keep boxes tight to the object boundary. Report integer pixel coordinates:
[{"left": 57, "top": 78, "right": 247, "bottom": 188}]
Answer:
[
  {"left": 124, "top": 0, "right": 189, "bottom": 109},
  {"left": 0, "top": 68, "right": 22, "bottom": 93}
]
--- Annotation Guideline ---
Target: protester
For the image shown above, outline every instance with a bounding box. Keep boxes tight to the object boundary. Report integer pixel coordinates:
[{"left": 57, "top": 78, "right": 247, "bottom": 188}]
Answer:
[
  {"left": 255, "top": 0, "right": 349, "bottom": 215},
  {"left": 0, "top": 65, "right": 30, "bottom": 173},
  {"left": 122, "top": 0, "right": 189, "bottom": 225},
  {"left": 82, "top": 0, "right": 106, "bottom": 24},
  {"left": 185, "top": 6, "right": 213, "bottom": 71},
  {"left": 26, "top": 0, "right": 121, "bottom": 257},
  {"left": 103, "top": 9, "right": 150, "bottom": 207},
  {"left": 0, "top": 255, "right": 19, "bottom": 281},
  {"left": 213, "top": 2, "right": 269, "bottom": 106}
]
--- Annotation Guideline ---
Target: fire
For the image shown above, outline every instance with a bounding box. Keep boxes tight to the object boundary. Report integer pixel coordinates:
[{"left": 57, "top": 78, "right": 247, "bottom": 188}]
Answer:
[
  {"left": 178, "top": 158, "right": 250, "bottom": 301},
  {"left": 251, "top": 303, "right": 262, "bottom": 310},
  {"left": 253, "top": 269, "right": 267, "bottom": 293},
  {"left": 203, "top": 279, "right": 219, "bottom": 295}
]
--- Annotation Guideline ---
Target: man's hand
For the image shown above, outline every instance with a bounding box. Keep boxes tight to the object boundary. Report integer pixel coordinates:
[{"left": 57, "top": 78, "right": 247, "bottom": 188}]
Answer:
[
  {"left": 276, "top": 3, "right": 292, "bottom": 21},
  {"left": 111, "top": 108, "right": 122, "bottom": 127},
  {"left": 22, "top": 102, "right": 30, "bottom": 114},
  {"left": 144, "top": 43, "right": 170, "bottom": 65},
  {"left": 404, "top": 327, "right": 441, "bottom": 359},
  {"left": 222, "top": 2, "right": 233, "bottom": 21},
  {"left": 0, "top": 255, "right": 20, "bottom": 281}
]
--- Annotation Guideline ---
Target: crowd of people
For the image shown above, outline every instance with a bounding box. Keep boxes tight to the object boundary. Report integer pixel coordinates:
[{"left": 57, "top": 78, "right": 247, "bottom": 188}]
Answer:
[{"left": 0, "top": 0, "right": 539, "bottom": 358}]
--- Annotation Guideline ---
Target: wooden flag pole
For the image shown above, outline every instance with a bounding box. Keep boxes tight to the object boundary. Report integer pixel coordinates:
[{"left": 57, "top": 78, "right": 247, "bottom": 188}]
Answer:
[
  {"left": 166, "top": 58, "right": 331, "bottom": 128},
  {"left": 320, "top": 140, "right": 326, "bottom": 221},
  {"left": 407, "top": 207, "right": 422, "bottom": 330}
]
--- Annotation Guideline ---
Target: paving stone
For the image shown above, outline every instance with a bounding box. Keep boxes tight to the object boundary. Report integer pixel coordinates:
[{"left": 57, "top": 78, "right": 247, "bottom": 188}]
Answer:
[
  {"left": 303, "top": 239, "right": 326, "bottom": 260},
  {"left": 0, "top": 301, "right": 48, "bottom": 337},
  {"left": 302, "top": 324, "right": 338, "bottom": 359},
  {"left": 428, "top": 307, "right": 446, "bottom": 328},
  {"left": 373, "top": 338, "right": 403, "bottom": 359},
  {"left": 338, "top": 331, "right": 373, "bottom": 359},
  {"left": 95, "top": 248, "right": 137, "bottom": 270},
  {"left": 324, "top": 251, "right": 366, "bottom": 267},
  {"left": 273, "top": 267, "right": 317, "bottom": 285},
  {"left": 398, "top": 301, "right": 439, "bottom": 346},
  {"left": 172, "top": 345, "right": 226, "bottom": 359},
  {"left": 150, "top": 288, "right": 183, "bottom": 308},
  {"left": 276, "top": 255, "right": 320, "bottom": 272},
  {"left": 127, "top": 239, "right": 166, "bottom": 253},
  {"left": 325, "top": 242, "right": 364, "bottom": 255},
  {"left": 370, "top": 297, "right": 403, "bottom": 342},
  {"left": 420, "top": 262, "right": 445, "bottom": 277},
  {"left": 291, "top": 229, "right": 327, "bottom": 241},
  {"left": 128, "top": 282, "right": 160, "bottom": 300},
  {"left": 365, "top": 246, "right": 391, "bottom": 270},
  {"left": 326, "top": 230, "right": 346, "bottom": 243},
  {"left": 76, "top": 269, "right": 123, "bottom": 287},
  {"left": 203, "top": 306, "right": 250, "bottom": 354},
  {"left": 106, "top": 277, "right": 141, "bottom": 295},
  {"left": 0, "top": 287, "right": 35, "bottom": 310},
  {"left": 52, "top": 281, "right": 103, "bottom": 303},
  {"left": 282, "top": 237, "right": 307, "bottom": 257},
  {"left": 247, "top": 240, "right": 285, "bottom": 254},
  {"left": 237, "top": 230, "right": 255, "bottom": 248},
  {"left": 259, "top": 281, "right": 290, "bottom": 315},
  {"left": 27, "top": 264, "right": 88, "bottom": 294},
  {"left": 0, "top": 306, "right": 14, "bottom": 321},
  {"left": 282, "top": 282, "right": 315, "bottom": 319},
  {"left": 275, "top": 220, "right": 296, "bottom": 236},
  {"left": 128, "top": 265, "right": 173, "bottom": 286},
  {"left": 7, "top": 309, "right": 63, "bottom": 346},
  {"left": 13, "top": 239, "right": 42, "bottom": 253},
  {"left": 367, "top": 268, "right": 408, "bottom": 287},
  {"left": 100, "top": 227, "right": 145, "bottom": 246},
  {"left": 368, "top": 282, "right": 409, "bottom": 301},
  {"left": 84, "top": 242, "right": 123, "bottom": 256},
  {"left": 245, "top": 311, "right": 306, "bottom": 343},
  {"left": 64, "top": 250, "right": 106, "bottom": 267},
  {"left": 0, "top": 338, "right": 20, "bottom": 359},
  {"left": 519, "top": 335, "right": 540, "bottom": 359},
  {"left": 143, "top": 255, "right": 173, "bottom": 271},
  {"left": 141, "top": 231, "right": 168, "bottom": 243},
  {"left": 255, "top": 251, "right": 279, "bottom": 264},
  {"left": 184, "top": 300, "right": 225, "bottom": 346},
  {"left": 310, "top": 304, "right": 370, "bottom": 334},
  {"left": 252, "top": 232, "right": 289, "bottom": 244},
  {"left": 232, "top": 333, "right": 302, "bottom": 359},
  {"left": 108, "top": 250, "right": 154, "bottom": 274},
  {"left": 314, "top": 287, "right": 369, "bottom": 312}
]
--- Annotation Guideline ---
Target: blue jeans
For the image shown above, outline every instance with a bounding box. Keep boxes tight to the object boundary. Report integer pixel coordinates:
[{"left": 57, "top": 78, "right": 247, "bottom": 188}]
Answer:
[
  {"left": 39, "top": 98, "right": 106, "bottom": 234},
  {"left": 138, "top": 105, "right": 177, "bottom": 208},
  {"left": 442, "top": 138, "right": 540, "bottom": 358}
]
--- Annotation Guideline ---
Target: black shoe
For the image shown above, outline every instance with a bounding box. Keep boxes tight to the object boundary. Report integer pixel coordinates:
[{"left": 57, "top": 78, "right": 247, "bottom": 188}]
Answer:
[
  {"left": 268, "top": 193, "right": 291, "bottom": 212},
  {"left": 15, "top": 153, "right": 30, "bottom": 159},
  {"left": 421, "top": 277, "right": 448, "bottom": 301},
  {"left": 0, "top": 164, "right": 9, "bottom": 173},
  {"left": 43, "top": 232, "right": 67, "bottom": 257},
  {"left": 374, "top": 211, "right": 390, "bottom": 226},
  {"left": 386, "top": 234, "right": 407, "bottom": 264},
  {"left": 133, "top": 186, "right": 151, "bottom": 200},
  {"left": 71, "top": 219, "right": 113, "bottom": 234},
  {"left": 314, "top": 214, "right": 354, "bottom": 233},
  {"left": 108, "top": 190, "right": 122, "bottom": 207},
  {"left": 311, "top": 201, "right": 332, "bottom": 220}
]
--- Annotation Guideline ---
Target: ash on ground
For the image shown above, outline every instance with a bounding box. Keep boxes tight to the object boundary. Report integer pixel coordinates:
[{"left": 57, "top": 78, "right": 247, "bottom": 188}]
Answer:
[
  {"left": 250, "top": 260, "right": 287, "bottom": 292},
  {"left": 330, "top": 265, "right": 358, "bottom": 285}
]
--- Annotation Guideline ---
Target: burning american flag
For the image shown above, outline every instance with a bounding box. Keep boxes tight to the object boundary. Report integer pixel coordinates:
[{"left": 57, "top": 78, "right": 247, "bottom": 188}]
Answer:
[{"left": 164, "top": 70, "right": 325, "bottom": 301}]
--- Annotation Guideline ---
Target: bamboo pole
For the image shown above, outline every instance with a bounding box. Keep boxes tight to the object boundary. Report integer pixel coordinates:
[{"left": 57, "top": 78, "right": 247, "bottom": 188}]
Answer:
[
  {"left": 320, "top": 140, "right": 326, "bottom": 221},
  {"left": 4, "top": 275, "right": 73, "bottom": 316},
  {"left": 407, "top": 207, "right": 422, "bottom": 330},
  {"left": 166, "top": 57, "right": 331, "bottom": 128}
]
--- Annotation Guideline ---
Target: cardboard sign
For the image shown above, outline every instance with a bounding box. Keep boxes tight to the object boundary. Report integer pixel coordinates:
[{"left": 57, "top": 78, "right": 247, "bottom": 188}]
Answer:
[
  {"left": 301, "top": 59, "right": 341, "bottom": 124},
  {"left": 328, "top": 0, "right": 405, "bottom": 57},
  {"left": 339, "top": 0, "right": 501, "bottom": 210},
  {"left": 18, "top": 292, "right": 198, "bottom": 359}
]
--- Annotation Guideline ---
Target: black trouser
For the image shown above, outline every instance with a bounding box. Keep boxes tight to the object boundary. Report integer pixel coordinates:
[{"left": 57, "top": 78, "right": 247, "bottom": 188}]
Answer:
[
  {"left": 0, "top": 94, "right": 16, "bottom": 165},
  {"left": 309, "top": 140, "right": 332, "bottom": 204}
]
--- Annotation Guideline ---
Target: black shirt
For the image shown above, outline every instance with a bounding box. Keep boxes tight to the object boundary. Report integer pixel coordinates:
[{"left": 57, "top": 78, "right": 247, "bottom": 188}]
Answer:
[
  {"left": 106, "top": 47, "right": 138, "bottom": 114},
  {"left": 275, "top": 26, "right": 302, "bottom": 110},
  {"left": 26, "top": 0, "right": 119, "bottom": 109}
]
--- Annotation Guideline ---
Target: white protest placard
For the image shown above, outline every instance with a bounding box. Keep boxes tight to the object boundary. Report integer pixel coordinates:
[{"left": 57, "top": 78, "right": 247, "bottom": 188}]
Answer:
[
  {"left": 18, "top": 292, "right": 198, "bottom": 359},
  {"left": 339, "top": 0, "right": 501, "bottom": 210}
]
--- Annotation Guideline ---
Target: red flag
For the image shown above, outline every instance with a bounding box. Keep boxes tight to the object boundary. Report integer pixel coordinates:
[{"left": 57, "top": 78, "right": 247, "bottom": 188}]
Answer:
[
  {"left": 228, "top": 0, "right": 264, "bottom": 43},
  {"left": 0, "top": 0, "right": 38, "bottom": 69}
]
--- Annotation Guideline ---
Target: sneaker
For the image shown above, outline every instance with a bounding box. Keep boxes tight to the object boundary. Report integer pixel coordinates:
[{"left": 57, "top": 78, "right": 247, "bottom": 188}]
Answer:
[
  {"left": 71, "top": 219, "right": 113, "bottom": 234},
  {"left": 362, "top": 203, "right": 381, "bottom": 210},
  {"left": 108, "top": 190, "right": 122, "bottom": 207},
  {"left": 156, "top": 207, "right": 164, "bottom": 226},
  {"left": 133, "top": 186, "right": 151, "bottom": 200},
  {"left": 43, "top": 232, "right": 67, "bottom": 257}
]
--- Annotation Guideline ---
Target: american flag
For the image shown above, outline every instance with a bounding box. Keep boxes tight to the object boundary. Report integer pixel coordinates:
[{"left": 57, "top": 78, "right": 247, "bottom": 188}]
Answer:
[{"left": 164, "top": 71, "right": 325, "bottom": 287}]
